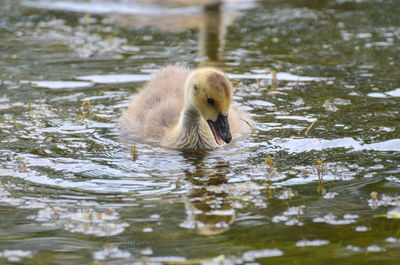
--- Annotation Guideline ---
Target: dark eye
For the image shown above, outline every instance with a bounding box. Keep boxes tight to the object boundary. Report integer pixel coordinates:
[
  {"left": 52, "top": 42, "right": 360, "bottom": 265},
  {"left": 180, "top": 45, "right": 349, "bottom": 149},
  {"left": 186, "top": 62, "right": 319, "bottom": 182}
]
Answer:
[
  {"left": 194, "top": 85, "right": 198, "bottom": 90},
  {"left": 207, "top": 97, "right": 215, "bottom": 105}
]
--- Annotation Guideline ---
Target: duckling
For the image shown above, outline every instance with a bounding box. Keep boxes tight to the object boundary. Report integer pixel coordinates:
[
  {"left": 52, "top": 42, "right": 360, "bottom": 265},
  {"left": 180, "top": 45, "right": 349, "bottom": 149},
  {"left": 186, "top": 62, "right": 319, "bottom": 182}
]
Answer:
[{"left": 119, "top": 65, "right": 251, "bottom": 150}]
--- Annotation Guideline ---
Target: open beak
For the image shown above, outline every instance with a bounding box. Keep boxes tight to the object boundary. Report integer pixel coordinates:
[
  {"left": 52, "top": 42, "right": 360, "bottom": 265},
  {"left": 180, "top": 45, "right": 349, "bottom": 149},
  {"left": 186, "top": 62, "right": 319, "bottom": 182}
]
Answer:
[{"left": 207, "top": 113, "right": 232, "bottom": 145}]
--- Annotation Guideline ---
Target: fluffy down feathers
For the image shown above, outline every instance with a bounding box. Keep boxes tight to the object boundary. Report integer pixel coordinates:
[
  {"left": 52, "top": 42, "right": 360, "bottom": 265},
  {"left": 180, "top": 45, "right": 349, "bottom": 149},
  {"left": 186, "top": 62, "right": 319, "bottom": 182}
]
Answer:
[{"left": 119, "top": 65, "right": 251, "bottom": 150}]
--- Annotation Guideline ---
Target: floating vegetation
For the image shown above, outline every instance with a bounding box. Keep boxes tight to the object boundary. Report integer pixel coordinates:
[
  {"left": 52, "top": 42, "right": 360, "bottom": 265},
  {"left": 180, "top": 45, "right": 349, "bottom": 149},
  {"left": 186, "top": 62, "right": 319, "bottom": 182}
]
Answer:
[
  {"left": 131, "top": 145, "right": 138, "bottom": 161},
  {"left": 314, "top": 159, "right": 327, "bottom": 195},
  {"left": 301, "top": 169, "right": 310, "bottom": 178},
  {"left": 305, "top": 119, "right": 317, "bottom": 136},
  {"left": 266, "top": 181, "right": 274, "bottom": 199},
  {"left": 270, "top": 70, "right": 278, "bottom": 91},
  {"left": 323, "top": 99, "right": 338, "bottom": 112},
  {"left": 240, "top": 117, "right": 255, "bottom": 134},
  {"left": 78, "top": 100, "right": 92, "bottom": 124},
  {"left": 368, "top": 193, "right": 400, "bottom": 209},
  {"left": 17, "top": 160, "right": 28, "bottom": 173},
  {"left": 277, "top": 188, "right": 295, "bottom": 200},
  {"left": 30, "top": 204, "right": 128, "bottom": 237},
  {"left": 81, "top": 100, "right": 92, "bottom": 116},
  {"left": 265, "top": 153, "right": 278, "bottom": 178},
  {"left": 81, "top": 13, "right": 94, "bottom": 27},
  {"left": 370, "top": 191, "right": 379, "bottom": 209}
]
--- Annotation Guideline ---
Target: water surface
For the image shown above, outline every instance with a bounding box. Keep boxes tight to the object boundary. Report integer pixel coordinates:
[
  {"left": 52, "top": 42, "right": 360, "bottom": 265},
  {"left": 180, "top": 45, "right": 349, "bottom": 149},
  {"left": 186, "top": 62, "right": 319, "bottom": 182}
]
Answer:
[{"left": 1, "top": 0, "right": 400, "bottom": 264}]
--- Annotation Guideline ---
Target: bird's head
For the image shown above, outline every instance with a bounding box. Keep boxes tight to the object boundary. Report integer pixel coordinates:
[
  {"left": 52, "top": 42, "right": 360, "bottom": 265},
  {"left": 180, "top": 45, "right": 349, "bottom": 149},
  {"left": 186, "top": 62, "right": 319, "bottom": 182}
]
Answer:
[{"left": 185, "top": 68, "right": 233, "bottom": 145}]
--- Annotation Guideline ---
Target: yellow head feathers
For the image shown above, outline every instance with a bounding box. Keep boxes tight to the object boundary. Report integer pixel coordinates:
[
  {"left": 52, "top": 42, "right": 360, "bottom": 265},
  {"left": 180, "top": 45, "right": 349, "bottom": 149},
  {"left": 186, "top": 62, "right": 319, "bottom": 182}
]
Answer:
[{"left": 185, "top": 67, "right": 233, "bottom": 122}]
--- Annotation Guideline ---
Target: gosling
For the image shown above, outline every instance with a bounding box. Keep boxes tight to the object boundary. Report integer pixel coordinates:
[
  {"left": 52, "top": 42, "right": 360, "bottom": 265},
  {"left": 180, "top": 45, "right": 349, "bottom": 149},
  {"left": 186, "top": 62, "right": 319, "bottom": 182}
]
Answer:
[{"left": 119, "top": 65, "right": 251, "bottom": 150}]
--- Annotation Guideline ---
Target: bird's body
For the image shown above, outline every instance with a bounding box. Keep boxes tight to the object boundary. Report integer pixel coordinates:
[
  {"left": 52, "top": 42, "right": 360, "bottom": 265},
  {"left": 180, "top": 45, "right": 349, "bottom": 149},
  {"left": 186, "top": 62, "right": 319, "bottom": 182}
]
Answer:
[{"left": 119, "top": 65, "right": 251, "bottom": 150}]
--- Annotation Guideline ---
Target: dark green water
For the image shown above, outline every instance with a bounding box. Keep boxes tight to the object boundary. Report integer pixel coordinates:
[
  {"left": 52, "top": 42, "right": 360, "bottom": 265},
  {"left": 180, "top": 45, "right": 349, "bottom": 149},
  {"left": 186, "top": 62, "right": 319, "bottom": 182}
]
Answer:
[{"left": 1, "top": 0, "right": 400, "bottom": 264}]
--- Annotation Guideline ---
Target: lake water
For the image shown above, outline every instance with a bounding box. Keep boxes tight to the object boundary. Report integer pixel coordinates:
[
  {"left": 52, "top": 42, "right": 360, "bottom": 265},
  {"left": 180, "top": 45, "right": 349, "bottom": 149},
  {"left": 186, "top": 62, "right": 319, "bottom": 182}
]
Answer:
[{"left": 1, "top": 0, "right": 400, "bottom": 264}]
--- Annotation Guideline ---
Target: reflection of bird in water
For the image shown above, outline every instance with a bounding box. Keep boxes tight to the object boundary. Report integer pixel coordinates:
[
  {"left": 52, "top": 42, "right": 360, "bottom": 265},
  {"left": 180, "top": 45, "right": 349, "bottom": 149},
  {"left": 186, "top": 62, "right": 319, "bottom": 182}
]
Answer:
[
  {"left": 108, "top": 0, "right": 242, "bottom": 62},
  {"left": 119, "top": 65, "right": 251, "bottom": 150},
  {"left": 21, "top": 0, "right": 255, "bottom": 62},
  {"left": 181, "top": 160, "right": 235, "bottom": 235},
  {"left": 199, "top": 3, "right": 227, "bottom": 61},
  {"left": 183, "top": 188, "right": 235, "bottom": 235}
]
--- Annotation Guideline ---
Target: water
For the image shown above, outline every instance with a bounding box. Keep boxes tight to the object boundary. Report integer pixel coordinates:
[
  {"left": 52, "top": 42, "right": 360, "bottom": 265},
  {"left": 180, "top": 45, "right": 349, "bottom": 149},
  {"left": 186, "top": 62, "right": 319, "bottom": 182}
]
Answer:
[{"left": 1, "top": 0, "right": 400, "bottom": 264}]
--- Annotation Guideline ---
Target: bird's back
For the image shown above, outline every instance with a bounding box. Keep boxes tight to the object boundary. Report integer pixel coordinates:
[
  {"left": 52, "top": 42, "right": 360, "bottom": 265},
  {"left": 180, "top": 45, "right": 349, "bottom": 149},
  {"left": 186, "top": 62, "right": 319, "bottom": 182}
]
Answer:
[{"left": 119, "top": 66, "right": 191, "bottom": 139}]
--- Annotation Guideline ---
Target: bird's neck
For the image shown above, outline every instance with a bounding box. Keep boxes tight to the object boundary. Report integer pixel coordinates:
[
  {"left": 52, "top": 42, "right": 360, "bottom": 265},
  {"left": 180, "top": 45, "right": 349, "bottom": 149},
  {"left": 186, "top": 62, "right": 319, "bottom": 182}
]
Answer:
[{"left": 172, "top": 105, "right": 215, "bottom": 150}]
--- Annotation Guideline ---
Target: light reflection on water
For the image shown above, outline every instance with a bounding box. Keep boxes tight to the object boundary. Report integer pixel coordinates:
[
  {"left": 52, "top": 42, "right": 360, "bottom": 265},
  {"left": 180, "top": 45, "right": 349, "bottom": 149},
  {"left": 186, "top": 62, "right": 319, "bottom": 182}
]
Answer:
[{"left": 1, "top": 0, "right": 400, "bottom": 264}]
